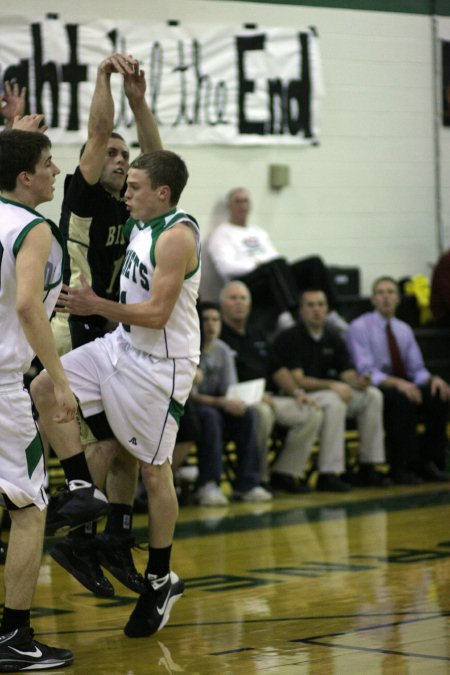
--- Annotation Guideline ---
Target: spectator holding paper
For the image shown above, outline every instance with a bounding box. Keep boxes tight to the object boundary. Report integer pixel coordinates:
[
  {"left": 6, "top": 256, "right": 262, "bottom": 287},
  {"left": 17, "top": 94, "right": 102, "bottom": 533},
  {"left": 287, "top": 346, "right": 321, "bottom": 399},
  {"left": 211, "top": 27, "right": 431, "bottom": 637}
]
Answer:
[{"left": 191, "top": 302, "right": 272, "bottom": 506}]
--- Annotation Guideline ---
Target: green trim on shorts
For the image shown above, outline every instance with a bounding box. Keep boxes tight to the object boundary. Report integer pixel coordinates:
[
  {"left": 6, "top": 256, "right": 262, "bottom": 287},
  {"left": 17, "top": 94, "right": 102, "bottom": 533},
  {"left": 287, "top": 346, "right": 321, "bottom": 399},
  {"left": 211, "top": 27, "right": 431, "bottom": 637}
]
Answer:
[
  {"left": 25, "top": 433, "right": 43, "bottom": 478},
  {"left": 169, "top": 398, "right": 185, "bottom": 427}
]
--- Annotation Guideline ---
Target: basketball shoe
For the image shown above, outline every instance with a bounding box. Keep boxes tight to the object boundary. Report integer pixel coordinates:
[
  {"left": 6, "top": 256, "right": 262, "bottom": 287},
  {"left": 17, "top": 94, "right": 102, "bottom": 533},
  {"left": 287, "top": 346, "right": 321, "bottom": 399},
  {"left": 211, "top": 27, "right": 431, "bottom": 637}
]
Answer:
[
  {"left": 45, "top": 479, "right": 109, "bottom": 536},
  {"left": 124, "top": 571, "right": 184, "bottom": 637},
  {"left": 0, "top": 627, "right": 73, "bottom": 671},
  {"left": 51, "top": 536, "right": 114, "bottom": 597},
  {"left": 96, "top": 532, "right": 147, "bottom": 594}
]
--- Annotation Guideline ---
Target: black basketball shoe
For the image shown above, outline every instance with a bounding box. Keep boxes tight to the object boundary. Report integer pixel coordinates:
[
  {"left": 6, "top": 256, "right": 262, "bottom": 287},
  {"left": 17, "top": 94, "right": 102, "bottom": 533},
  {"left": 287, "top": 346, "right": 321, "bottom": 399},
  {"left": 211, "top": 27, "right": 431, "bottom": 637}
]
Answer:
[
  {"left": 96, "top": 532, "right": 147, "bottom": 594},
  {"left": 0, "top": 626, "right": 73, "bottom": 671},
  {"left": 45, "top": 479, "right": 109, "bottom": 536},
  {"left": 51, "top": 536, "right": 114, "bottom": 597},
  {"left": 124, "top": 571, "right": 184, "bottom": 637}
]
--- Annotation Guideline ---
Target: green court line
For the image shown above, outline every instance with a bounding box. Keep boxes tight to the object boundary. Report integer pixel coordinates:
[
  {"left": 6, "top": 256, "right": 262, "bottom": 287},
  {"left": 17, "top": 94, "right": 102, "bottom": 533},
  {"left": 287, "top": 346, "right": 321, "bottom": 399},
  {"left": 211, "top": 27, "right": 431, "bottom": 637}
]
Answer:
[
  {"left": 42, "top": 488, "right": 450, "bottom": 552},
  {"left": 145, "top": 488, "right": 450, "bottom": 542}
]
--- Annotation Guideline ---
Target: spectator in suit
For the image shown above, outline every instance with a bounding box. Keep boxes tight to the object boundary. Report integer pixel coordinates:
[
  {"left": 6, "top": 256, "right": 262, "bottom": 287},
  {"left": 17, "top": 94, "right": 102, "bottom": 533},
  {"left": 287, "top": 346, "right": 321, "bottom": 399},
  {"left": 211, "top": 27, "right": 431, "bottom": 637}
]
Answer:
[{"left": 347, "top": 275, "right": 450, "bottom": 484}]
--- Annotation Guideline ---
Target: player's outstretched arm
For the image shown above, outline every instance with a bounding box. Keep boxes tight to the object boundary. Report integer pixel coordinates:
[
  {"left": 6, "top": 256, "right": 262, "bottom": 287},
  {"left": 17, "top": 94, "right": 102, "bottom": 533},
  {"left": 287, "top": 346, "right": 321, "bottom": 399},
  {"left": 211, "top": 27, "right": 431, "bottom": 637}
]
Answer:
[
  {"left": 123, "top": 60, "right": 163, "bottom": 154},
  {"left": 81, "top": 53, "right": 136, "bottom": 185}
]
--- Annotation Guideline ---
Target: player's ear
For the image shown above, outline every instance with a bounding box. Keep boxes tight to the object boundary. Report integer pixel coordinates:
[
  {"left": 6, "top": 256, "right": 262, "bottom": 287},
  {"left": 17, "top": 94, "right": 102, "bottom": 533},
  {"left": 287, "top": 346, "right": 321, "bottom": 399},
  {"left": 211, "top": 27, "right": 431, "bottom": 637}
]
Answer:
[
  {"left": 158, "top": 185, "right": 171, "bottom": 202},
  {"left": 17, "top": 170, "right": 32, "bottom": 189}
]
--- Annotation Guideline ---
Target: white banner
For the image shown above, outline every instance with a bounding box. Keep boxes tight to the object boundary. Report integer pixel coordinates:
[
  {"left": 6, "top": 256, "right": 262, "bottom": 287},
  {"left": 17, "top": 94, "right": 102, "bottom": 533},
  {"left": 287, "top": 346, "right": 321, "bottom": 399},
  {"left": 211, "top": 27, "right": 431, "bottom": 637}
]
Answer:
[{"left": 0, "top": 16, "right": 323, "bottom": 145}]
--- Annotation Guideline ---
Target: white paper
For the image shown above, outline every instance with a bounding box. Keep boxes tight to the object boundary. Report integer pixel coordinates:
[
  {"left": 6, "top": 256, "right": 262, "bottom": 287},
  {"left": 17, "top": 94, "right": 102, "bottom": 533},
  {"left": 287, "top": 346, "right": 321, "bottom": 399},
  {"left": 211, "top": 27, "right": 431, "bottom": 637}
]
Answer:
[{"left": 226, "top": 378, "right": 266, "bottom": 406}]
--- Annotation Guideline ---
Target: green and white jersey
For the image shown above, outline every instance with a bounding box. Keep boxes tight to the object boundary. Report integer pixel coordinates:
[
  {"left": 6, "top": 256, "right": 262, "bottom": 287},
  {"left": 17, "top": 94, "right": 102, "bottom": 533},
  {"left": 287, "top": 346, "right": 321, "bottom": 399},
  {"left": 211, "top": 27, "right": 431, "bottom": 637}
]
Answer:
[
  {"left": 0, "top": 197, "right": 64, "bottom": 374},
  {"left": 119, "top": 208, "right": 201, "bottom": 360}
]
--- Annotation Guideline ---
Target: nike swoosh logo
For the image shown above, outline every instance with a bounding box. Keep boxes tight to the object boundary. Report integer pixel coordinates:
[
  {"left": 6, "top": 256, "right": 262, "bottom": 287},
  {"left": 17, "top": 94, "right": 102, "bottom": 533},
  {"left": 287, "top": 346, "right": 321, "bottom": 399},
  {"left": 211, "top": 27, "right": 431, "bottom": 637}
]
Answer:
[
  {"left": 156, "top": 592, "right": 171, "bottom": 616},
  {"left": 11, "top": 646, "right": 43, "bottom": 658}
]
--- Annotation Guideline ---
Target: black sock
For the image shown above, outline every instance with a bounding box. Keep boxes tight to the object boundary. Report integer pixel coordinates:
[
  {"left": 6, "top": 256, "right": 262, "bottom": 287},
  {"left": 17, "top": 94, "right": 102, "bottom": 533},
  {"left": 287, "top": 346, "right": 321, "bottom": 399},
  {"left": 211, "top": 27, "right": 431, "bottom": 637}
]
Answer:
[
  {"left": 104, "top": 504, "right": 133, "bottom": 536},
  {"left": 146, "top": 545, "right": 172, "bottom": 579},
  {"left": 1, "top": 608, "right": 30, "bottom": 633},
  {"left": 60, "top": 452, "right": 92, "bottom": 484},
  {"left": 67, "top": 520, "right": 97, "bottom": 540}
]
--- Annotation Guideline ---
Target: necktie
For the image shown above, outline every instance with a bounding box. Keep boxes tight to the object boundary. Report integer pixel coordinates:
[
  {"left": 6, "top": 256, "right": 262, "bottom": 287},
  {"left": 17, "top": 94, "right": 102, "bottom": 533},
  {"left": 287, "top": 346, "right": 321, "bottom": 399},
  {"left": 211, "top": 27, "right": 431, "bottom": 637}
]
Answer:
[{"left": 386, "top": 322, "right": 407, "bottom": 379}]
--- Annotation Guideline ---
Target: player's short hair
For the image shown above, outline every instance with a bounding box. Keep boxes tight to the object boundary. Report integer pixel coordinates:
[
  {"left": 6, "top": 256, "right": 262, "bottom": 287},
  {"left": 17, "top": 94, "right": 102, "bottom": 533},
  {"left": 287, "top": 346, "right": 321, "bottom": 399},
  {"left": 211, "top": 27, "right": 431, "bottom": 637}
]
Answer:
[
  {"left": 130, "top": 150, "right": 189, "bottom": 205},
  {"left": 79, "top": 131, "right": 126, "bottom": 159},
  {"left": 0, "top": 130, "right": 51, "bottom": 191}
]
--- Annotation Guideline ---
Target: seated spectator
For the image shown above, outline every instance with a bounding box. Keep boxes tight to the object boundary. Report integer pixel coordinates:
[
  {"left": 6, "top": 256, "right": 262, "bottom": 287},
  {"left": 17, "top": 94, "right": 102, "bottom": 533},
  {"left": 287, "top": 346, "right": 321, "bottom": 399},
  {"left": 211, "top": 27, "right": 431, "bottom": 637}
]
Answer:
[
  {"left": 347, "top": 275, "right": 450, "bottom": 484},
  {"left": 431, "top": 249, "right": 450, "bottom": 326},
  {"left": 269, "top": 289, "right": 389, "bottom": 491},
  {"left": 191, "top": 303, "right": 272, "bottom": 506},
  {"left": 220, "top": 281, "right": 323, "bottom": 493},
  {"left": 205, "top": 187, "right": 347, "bottom": 332}
]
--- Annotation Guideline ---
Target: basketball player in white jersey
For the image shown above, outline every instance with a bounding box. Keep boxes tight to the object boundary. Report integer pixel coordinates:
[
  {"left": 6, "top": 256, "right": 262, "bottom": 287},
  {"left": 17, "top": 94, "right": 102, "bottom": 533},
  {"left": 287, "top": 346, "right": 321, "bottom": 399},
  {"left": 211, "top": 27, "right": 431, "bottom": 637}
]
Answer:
[
  {"left": 0, "top": 126, "right": 79, "bottom": 669},
  {"left": 31, "top": 149, "right": 201, "bottom": 638},
  {"left": 49, "top": 52, "right": 163, "bottom": 600}
]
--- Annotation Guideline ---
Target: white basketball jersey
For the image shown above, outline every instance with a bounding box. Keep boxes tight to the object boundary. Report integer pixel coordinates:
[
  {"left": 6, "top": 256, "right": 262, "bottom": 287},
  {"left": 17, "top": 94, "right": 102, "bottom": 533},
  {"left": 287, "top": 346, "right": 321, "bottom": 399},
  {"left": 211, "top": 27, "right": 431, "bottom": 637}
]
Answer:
[
  {"left": 0, "top": 197, "right": 64, "bottom": 374},
  {"left": 119, "top": 208, "right": 201, "bottom": 360}
]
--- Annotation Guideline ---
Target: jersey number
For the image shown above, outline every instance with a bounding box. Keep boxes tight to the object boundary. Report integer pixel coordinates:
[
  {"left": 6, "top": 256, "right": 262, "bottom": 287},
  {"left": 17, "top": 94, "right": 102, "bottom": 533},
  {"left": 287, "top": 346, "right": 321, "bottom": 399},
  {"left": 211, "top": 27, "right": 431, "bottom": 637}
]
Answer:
[{"left": 106, "top": 255, "right": 124, "bottom": 296}]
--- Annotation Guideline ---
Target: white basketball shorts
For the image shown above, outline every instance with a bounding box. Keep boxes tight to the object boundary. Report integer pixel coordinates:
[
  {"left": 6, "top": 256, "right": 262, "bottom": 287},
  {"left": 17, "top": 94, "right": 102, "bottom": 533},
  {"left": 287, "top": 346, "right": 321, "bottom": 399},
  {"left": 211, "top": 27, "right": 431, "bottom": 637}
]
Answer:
[
  {"left": 0, "top": 380, "right": 47, "bottom": 510},
  {"left": 61, "top": 328, "right": 197, "bottom": 464}
]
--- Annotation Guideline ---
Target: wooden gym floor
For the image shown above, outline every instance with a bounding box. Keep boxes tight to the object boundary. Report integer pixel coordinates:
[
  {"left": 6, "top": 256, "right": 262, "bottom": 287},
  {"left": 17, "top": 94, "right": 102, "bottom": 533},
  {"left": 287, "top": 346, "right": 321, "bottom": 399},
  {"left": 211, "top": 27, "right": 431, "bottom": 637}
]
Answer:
[{"left": 10, "top": 482, "right": 450, "bottom": 674}]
